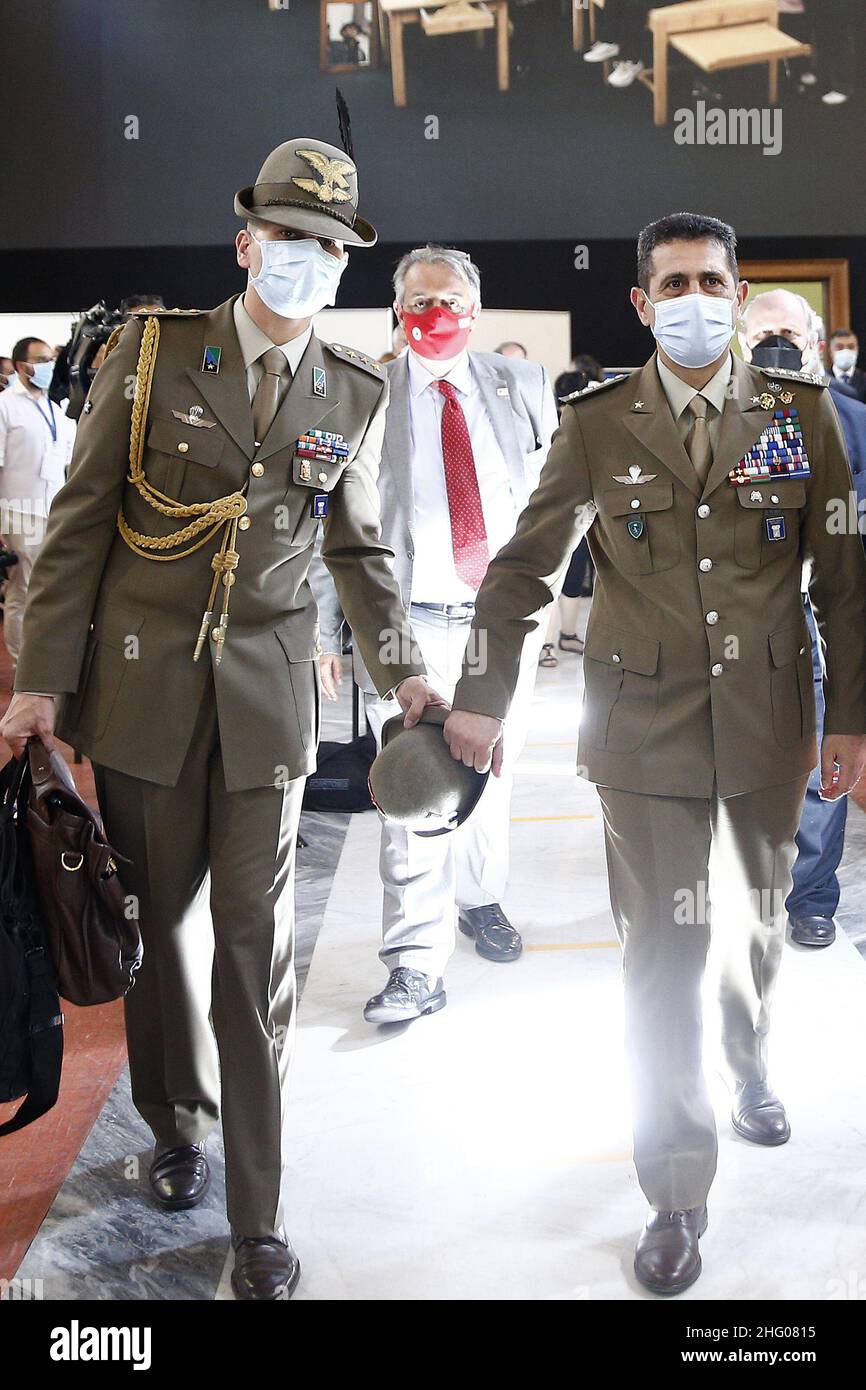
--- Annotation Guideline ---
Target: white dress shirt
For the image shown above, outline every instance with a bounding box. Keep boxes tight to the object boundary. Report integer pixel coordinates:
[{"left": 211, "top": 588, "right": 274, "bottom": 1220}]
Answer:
[
  {"left": 0, "top": 374, "right": 76, "bottom": 523},
  {"left": 232, "top": 294, "right": 313, "bottom": 402},
  {"left": 407, "top": 349, "right": 517, "bottom": 603}
]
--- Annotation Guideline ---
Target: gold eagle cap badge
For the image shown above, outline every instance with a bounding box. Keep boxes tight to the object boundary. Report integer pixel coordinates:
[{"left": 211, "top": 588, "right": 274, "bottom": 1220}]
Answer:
[{"left": 293, "top": 150, "right": 355, "bottom": 205}]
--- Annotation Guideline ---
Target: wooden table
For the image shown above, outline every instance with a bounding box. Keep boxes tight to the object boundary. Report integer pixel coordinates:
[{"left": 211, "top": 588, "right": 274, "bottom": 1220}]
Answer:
[
  {"left": 642, "top": 1, "right": 811, "bottom": 125},
  {"left": 379, "top": 0, "right": 510, "bottom": 107}
]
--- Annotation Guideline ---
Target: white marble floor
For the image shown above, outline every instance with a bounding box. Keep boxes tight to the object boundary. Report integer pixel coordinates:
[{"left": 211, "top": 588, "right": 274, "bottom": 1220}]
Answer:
[{"left": 212, "top": 657, "right": 866, "bottom": 1301}]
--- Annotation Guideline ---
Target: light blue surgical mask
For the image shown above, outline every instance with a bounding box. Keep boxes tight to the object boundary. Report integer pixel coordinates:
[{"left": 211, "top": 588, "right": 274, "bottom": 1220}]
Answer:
[
  {"left": 248, "top": 235, "right": 348, "bottom": 318},
  {"left": 649, "top": 292, "right": 736, "bottom": 369},
  {"left": 27, "top": 361, "right": 55, "bottom": 391}
]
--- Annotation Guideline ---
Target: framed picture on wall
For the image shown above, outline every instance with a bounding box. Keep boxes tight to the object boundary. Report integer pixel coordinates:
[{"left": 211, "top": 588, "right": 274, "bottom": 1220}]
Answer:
[
  {"left": 320, "top": 2, "right": 379, "bottom": 74},
  {"left": 738, "top": 258, "right": 852, "bottom": 340}
]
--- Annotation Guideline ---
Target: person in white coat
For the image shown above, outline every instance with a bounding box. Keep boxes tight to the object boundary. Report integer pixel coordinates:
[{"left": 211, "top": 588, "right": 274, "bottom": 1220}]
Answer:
[{"left": 0, "top": 337, "right": 76, "bottom": 664}]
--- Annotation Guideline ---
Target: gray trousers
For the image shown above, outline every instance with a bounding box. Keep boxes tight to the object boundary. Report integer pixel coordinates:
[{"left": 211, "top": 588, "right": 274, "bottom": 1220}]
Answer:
[
  {"left": 92, "top": 670, "right": 305, "bottom": 1237},
  {"left": 597, "top": 776, "right": 809, "bottom": 1211}
]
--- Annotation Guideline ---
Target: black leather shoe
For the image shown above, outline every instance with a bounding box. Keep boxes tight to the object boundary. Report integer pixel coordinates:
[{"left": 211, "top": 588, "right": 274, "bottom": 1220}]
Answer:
[
  {"left": 789, "top": 914, "right": 836, "bottom": 947},
  {"left": 364, "top": 967, "right": 447, "bottom": 1024},
  {"left": 732, "top": 1080, "right": 791, "bottom": 1146},
  {"left": 149, "top": 1142, "right": 210, "bottom": 1210},
  {"left": 634, "top": 1206, "right": 708, "bottom": 1295},
  {"left": 458, "top": 904, "right": 523, "bottom": 962},
  {"left": 231, "top": 1234, "right": 301, "bottom": 1301}
]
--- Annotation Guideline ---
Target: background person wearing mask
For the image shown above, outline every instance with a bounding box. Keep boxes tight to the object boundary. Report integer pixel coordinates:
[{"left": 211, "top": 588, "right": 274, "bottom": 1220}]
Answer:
[
  {"left": 828, "top": 328, "right": 866, "bottom": 402},
  {"left": 740, "top": 290, "right": 866, "bottom": 949},
  {"left": 0, "top": 336, "right": 75, "bottom": 667},
  {"left": 312, "top": 244, "right": 558, "bottom": 1023},
  {"left": 442, "top": 213, "right": 866, "bottom": 1294}
]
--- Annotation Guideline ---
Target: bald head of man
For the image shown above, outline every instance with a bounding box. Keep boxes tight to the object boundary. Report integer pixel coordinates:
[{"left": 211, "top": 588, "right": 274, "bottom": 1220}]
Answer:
[{"left": 738, "top": 288, "right": 817, "bottom": 371}]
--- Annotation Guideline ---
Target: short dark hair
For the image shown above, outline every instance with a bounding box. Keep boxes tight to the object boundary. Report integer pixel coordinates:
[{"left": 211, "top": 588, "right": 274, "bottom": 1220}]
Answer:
[
  {"left": 636, "top": 212, "right": 739, "bottom": 292},
  {"left": 11, "top": 336, "right": 48, "bottom": 368},
  {"left": 830, "top": 327, "right": 857, "bottom": 341}
]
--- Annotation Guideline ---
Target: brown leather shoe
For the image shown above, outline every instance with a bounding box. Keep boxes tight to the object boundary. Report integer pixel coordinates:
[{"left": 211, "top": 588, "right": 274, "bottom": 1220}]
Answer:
[
  {"left": 231, "top": 1234, "right": 301, "bottom": 1301},
  {"left": 732, "top": 1080, "right": 790, "bottom": 1145},
  {"left": 149, "top": 1142, "right": 210, "bottom": 1211},
  {"left": 634, "top": 1206, "right": 708, "bottom": 1295}
]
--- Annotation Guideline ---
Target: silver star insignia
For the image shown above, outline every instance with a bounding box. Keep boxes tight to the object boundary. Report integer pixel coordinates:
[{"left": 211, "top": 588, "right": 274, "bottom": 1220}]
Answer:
[
  {"left": 633, "top": 400, "right": 645, "bottom": 410},
  {"left": 751, "top": 396, "right": 761, "bottom": 406},
  {"left": 612, "top": 464, "right": 657, "bottom": 485}
]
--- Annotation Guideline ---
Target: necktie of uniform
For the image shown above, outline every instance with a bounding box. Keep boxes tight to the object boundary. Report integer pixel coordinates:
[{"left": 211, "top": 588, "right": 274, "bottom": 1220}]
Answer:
[
  {"left": 685, "top": 393, "right": 713, "bottom": 485},
  {"left": 436, "top": 379, "right": 489, "bottom": 589},
  {"left": 252, "top": 346, "right": 289, "bottom": 447}
]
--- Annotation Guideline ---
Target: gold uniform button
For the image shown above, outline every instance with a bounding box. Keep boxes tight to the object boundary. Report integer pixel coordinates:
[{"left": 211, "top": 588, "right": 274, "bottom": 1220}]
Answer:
[
  {"left": 318, "top": 472, "right": 328, "bottom": 484},
  {"left": 238, "top": 516, "right": 251, "bottom": 530},
  {"left": 251, "top": 462, "right": 265, "bottom": 477},
  {"left": 177, "top": 441, "right": 189, "bottom": 454},
  {"left": 211, "top": 628, "right": 219, "bottom": 641}
]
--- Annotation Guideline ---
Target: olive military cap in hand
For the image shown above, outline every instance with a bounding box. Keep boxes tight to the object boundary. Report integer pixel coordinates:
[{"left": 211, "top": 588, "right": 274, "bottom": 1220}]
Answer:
[
  {"left": 234, "top": 137, "right": 377, "bottom": 246},
  {"left": 368, "top": 706, "right": 489, "bottom": 837}
]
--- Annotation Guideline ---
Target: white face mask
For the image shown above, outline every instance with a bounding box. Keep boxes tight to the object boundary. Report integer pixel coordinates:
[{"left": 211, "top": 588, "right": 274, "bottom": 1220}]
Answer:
[
  {"left": 832, "top": 347, "right": 857, "bottom": 372},
  {"left": 648, "top": 291, "right": 736, "bottom": 369},
  {"left": 248, "top": 235, "right": 348, "bottom": 318}
]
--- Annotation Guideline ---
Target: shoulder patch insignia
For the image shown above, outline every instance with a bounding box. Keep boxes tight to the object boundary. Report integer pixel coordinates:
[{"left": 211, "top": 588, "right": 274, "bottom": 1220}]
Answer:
[
  {"left": 759, "top": 364, "right": 825, "bottom": 387},
  {"left": 562, "top": 372, "right": 632, "bottom": 404},
  {"left": 324, "top": 340, "right": 384, "bottom": 378}
]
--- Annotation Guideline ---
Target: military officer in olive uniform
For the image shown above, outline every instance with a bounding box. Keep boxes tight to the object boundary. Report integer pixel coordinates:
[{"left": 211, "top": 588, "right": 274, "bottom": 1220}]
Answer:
[
  {"left": 0, "top": 138, "right": 441, "bottom": 1300},
  {"left": 443, "top": 213, "right": 866, "bottom": 1295}
]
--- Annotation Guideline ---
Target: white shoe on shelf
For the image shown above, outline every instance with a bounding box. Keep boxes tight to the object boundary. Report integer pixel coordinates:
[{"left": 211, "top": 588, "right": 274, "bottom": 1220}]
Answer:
[
  {"left": 583, "top": 40, "right": 620, "bottom": 63},
  {"left": 607, "top": 60, "right": 644, "bottom": 88}
]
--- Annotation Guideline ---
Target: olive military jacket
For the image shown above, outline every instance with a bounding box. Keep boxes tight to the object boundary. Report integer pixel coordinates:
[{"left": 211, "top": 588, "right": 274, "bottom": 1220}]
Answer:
[
  {"left": 14, "top": 297, "right": 425, "bottom": 791},
  {"left": 453, "top": 353, "right": 866, "bottom": 799}
]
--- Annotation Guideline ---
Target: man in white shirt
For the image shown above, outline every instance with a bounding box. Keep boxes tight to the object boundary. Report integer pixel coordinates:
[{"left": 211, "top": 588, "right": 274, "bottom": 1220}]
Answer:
[
  {"left": 0, "top": 337, "right": 76, "bottom": 664},
  {"left": 312, "top": 245, "right": 558, "bottom": 1022}
]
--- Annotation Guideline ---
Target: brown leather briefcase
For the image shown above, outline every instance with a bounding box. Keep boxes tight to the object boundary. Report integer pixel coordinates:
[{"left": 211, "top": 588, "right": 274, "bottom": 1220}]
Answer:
[{"left": 25, "top": 737, "right": 142, "bottom": 1006}]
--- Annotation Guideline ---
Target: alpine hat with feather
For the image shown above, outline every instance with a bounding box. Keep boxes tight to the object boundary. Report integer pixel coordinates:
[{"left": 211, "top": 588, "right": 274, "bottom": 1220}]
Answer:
[{"left": 234, "top": 137, "right": 377, "bottom": 247}]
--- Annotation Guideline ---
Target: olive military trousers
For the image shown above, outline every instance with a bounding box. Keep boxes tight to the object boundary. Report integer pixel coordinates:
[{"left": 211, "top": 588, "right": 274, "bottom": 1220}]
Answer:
[
  {"left": 597, "top": 775, "right": 810, "bottom": 1212},
  {"left": 92, "top": 667, "right": 305, "bottom": 1238}
]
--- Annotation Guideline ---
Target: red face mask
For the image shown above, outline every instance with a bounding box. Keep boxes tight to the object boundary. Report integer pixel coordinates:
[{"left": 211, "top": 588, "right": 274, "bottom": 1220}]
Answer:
[{"left": 402, "top": 305, "right": 475, "bottom": 361}]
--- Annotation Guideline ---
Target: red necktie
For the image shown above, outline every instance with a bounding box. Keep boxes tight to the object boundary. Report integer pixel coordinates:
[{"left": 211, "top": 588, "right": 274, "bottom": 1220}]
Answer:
[{"left": 436, "top": 379, "right": 489, "bottom": 589}]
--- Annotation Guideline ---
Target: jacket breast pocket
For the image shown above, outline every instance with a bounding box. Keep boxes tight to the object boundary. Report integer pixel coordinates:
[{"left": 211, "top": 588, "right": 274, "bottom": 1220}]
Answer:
[
  {"left": 280, "top": 455, "right": 346, "bottom": 549},
  {"left": 768, "top": 622, "right": 810, "bottom": 746},
  {"left": 582, "top": 621, "right": 660, "bottom": 753},
  {"left": 733, "top": 479, "right": 806, "bottom": 570},
  {"left": 145, "top": 416, "right": 225, "bottom": 499},
  {"left": 599, "top": 481, "right": 680, "bottom": 575}
]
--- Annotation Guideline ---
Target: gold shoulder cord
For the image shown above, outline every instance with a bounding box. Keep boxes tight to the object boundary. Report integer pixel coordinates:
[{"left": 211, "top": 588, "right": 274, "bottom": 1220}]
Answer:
[{"left": 116, "top": 316, "right": 248, "bottom": 664}]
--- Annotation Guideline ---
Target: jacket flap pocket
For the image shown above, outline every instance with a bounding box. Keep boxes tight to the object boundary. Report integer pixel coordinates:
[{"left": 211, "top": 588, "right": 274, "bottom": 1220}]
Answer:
[
  {"left": 275, "top": 622, "right": 319, "bottom": 662},
  {"left": 602, "top": 481, "right": 673, "bottom": 518},
  {"left": 292, "top": 454, "right": 343, "bottom": 492},
  {"left": 585, "top": 621, "right": 660, "bottom": 676},
  {"left": 736, "top": 480, "right": 806, "bottom": 510},
  {"left": 769, "top": 624, "right": 808, "bottom": 668},
  {"left": 147, "top": 417, "right": 224, "bottom": 468},
  {"left": 90, "top": 604, "right": 145, "bottom": 651}
]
